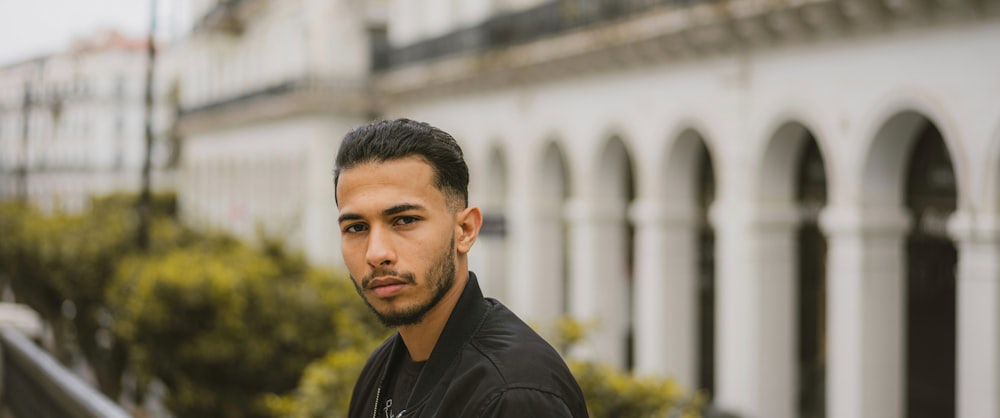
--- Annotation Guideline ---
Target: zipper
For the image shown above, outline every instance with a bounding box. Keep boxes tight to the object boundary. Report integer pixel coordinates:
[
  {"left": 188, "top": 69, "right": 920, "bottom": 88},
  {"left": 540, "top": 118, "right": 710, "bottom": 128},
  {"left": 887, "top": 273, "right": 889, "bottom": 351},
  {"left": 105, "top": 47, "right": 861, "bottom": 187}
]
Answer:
[{"left": 374, "top": 389, "right": 406, "bottom": 418}]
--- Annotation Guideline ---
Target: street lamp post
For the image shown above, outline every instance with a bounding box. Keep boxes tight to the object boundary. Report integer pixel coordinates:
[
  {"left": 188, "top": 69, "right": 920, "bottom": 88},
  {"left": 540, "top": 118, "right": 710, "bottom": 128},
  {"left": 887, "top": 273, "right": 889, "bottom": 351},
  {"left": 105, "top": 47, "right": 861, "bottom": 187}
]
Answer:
[
  {"left": 18, "top": 81, "right": 32, "bottom": 205},
  {"left": 138, "top": 0, "right": 158, "bottom": 250}
]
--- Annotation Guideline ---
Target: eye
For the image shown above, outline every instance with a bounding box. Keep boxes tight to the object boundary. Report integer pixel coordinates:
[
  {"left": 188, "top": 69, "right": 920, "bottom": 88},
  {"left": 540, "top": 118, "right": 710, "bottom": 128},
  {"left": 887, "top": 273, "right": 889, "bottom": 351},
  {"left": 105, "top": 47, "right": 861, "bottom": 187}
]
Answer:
[
  {"left": 343, "top": 223, "right": 368, "bottom": 234},
  {"left": 393, "top": 216, "right": 419, "bottom": 226}
]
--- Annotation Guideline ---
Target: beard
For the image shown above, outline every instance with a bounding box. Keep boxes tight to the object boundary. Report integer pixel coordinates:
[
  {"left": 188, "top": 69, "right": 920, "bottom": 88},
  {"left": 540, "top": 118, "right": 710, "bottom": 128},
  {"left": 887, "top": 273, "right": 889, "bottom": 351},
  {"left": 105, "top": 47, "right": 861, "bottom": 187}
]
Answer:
[{"left": 353, "top": 240, "right": 456, "bottom": 327}]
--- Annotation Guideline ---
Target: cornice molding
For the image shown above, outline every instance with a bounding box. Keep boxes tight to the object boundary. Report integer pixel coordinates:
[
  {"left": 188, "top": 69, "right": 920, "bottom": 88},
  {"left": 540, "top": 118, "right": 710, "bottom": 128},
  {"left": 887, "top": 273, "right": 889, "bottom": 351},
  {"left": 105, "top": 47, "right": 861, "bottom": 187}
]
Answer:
[
  {"left": 374, "top": 0, "right": 996, "bottom": 103},
  {"left": 175, "top": 79, "right": 371, "bottom": 136}
]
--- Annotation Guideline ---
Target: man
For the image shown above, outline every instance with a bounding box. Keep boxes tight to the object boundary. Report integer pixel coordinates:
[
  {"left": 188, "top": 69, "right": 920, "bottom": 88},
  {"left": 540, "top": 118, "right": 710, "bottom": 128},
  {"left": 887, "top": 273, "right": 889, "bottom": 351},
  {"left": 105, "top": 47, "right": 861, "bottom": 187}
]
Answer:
[{"left": 335, "top": 119, "right": 588, "bottom": 418}]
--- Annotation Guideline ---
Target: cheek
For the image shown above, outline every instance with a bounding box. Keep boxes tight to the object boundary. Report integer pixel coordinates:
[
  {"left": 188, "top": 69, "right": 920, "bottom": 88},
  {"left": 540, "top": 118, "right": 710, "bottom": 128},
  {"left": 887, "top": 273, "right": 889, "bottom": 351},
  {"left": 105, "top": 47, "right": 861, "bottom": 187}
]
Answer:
[
  {"left": 417, "top": 232, "right": 453, "bottom": 262},
  {"left": 340, "top": 240, "right": 367, "bottom": 270}
]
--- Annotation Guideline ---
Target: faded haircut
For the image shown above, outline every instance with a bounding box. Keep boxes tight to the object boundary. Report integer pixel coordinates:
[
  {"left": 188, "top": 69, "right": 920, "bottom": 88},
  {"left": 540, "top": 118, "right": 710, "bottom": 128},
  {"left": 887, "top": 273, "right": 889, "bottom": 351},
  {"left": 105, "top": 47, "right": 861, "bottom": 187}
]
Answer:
[{"left": 334, "top": 118, "right": 469, "bottom": 209}]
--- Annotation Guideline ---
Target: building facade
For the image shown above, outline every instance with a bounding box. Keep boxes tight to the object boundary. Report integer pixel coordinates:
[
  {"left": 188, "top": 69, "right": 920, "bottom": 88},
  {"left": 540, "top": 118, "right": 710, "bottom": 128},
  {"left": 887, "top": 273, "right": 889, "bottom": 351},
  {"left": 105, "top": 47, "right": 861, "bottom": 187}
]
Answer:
[
  {"left": 0, "top": 31, "right": 174, "bottom": 212},
  {"left": 372, "top": 1, "right": 1000, "bottom": 418},
  {"left": 167, "top": 0, "right": 999, "bottom": 417},
  {"left": 173, "top": 0, "right": 384, "bottom": 265}
]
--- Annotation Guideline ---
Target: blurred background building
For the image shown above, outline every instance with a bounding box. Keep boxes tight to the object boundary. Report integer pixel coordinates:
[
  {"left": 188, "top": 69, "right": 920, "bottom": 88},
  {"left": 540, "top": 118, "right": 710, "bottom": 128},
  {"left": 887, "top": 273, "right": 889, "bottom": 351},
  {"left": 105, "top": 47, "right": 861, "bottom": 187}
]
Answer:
[
  {"left": 171, "top": 0, "right": 385, "bottom": 266},
  {"left": 3, "top": 1, "right": 999, "bottom": 418},
  {"left": 0, "top": 30, "right": 176, "bottom": 212},
  {"left": 369, "top": 2, "right": 999, "bottom": 418}
]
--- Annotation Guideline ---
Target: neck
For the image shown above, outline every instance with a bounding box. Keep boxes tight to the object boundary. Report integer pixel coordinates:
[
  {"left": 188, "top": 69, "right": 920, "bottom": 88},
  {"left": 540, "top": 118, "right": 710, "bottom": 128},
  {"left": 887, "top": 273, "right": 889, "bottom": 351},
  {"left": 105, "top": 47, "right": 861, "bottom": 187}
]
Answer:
[{"left": 397, "top": 271, "right": 468, "bottom": 362}]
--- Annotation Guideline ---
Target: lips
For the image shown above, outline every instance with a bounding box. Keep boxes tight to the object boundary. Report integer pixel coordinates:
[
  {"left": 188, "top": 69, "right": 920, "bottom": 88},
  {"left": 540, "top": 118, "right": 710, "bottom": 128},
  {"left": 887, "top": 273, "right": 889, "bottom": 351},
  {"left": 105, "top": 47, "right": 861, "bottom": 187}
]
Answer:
[{"left": 367, "top": 276, "right": 408, "bottom": 298}]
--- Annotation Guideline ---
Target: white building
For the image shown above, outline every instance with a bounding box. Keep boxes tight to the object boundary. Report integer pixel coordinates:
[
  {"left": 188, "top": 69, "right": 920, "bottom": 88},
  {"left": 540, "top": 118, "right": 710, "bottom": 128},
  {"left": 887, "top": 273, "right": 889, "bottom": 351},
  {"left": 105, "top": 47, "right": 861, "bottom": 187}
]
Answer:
[
  {"left": 169, "top": 0, "right": 999, "bottom": 417},
  {"left": 372, "top": 1, "right": 1000, "bottom": 418},
  {"left": 173, "top": 0, "right": 385, "bottom": 265},
  {"left": 0, "top": 31, "right": 175, "bottom": 212}
]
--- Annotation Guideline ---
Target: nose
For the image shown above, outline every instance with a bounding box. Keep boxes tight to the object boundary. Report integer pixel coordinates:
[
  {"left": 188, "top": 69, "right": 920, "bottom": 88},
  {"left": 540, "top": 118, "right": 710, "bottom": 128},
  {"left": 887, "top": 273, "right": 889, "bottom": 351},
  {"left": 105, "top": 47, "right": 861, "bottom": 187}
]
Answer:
[{"left": 365, "top": 226, "right": 396, "bottom": 268}]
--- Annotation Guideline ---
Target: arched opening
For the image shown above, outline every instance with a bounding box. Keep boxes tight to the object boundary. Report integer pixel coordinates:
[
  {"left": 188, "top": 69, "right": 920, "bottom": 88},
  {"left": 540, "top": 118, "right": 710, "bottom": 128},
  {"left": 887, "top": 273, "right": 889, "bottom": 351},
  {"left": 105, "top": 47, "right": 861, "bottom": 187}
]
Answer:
[
  {"left": 591, "top": 135, "right": 636, "bottom": 370},
  {"left": 744, "top": 121, "right": 831, "bottom": 417},
  {"left": 796, "top": 135, "right": 828, "bottom": 418},
  {"left": 904, "top": 123, "right": 957, "bottom": 418},
  {"left": 635, "top": 128, "right": 714, "bottom": 387},
  {"left": 507, "top": 139, "right": 570, "bottom": 329},
  {"left": 858, "top": 111, "right": 959, "bottom": 418},
  {"left": 695, "top": 140, "right": 717, "bottom": 397}
]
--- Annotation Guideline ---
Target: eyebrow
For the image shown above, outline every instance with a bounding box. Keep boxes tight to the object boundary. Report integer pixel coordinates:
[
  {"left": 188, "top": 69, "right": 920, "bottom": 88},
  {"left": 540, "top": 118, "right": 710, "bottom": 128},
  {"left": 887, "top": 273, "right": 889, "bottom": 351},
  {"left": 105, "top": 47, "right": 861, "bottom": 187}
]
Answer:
[
  {"left": 337, "top": 203, "right": 425, "bottom": 224},
  {"left": 383, "top": 203, "right": 423, "bottom": 216}
]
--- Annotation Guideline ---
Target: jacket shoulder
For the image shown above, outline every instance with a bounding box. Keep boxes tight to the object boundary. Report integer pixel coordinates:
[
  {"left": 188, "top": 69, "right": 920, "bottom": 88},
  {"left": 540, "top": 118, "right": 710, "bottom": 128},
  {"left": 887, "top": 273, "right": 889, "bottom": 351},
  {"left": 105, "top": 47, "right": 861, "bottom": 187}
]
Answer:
[
  {"left": 471, "top": 301, "right": 567, "bottom": 381},
  {"left": 461, "top": 301, "right": 588, "bottom": 417}
]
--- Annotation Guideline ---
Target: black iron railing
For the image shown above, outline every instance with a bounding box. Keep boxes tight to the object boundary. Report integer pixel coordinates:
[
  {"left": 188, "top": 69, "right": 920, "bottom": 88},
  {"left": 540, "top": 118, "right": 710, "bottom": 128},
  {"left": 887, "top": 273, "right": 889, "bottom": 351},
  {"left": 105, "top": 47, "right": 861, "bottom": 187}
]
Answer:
[
  {"left": 0, "top": 328, "right": 131, "bottom": 418},
  {"left": 178, "top": 75, "right": 368, "bottom": 118},
  {"left": 375, "top": 0, "right": 702, "bottom": 70},
  {"left": 180, "top": 78, "right": 299, "bottom": 117}
]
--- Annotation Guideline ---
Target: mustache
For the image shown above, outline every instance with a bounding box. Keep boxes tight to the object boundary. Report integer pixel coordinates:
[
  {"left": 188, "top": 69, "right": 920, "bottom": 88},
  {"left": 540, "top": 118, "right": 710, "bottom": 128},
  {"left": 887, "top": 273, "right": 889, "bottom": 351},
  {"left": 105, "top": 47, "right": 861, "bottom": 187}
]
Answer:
[{"left": 361, "top": 269, "right": 416, "bottom": 289}]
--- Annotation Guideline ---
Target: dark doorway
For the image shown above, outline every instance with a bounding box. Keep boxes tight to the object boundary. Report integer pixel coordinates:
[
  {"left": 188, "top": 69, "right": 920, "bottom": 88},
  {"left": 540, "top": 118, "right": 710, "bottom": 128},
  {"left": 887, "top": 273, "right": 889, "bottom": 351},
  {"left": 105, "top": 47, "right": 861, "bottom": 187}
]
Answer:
[
  {"left": 697, "top": 143, "right": 717, "bottom": 397},
  {"left": 623, "top": 143, "right": 637, "bottom": 372},
  {"left": 796, "top": 136, "right": 828, "bottom": 418},
  {"left": 904, "top": 123, "right": 957, "bottom": 418}
]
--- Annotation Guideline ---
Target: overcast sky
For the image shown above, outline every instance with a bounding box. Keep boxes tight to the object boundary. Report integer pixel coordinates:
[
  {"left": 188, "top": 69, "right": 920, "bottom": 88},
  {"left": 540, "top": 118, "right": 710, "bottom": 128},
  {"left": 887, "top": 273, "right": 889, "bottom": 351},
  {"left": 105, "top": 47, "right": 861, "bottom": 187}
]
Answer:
[{"left": 0, "top": 0, "right": 190, "bottom": 66}]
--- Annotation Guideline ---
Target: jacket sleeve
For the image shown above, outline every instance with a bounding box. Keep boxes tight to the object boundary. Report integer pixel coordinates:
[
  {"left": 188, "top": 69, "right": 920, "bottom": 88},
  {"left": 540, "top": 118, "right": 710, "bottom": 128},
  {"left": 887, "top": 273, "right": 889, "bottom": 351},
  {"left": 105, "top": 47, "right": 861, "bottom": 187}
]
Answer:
[{"left": 478, "top": 387, "right": 578, "bottom": 418}]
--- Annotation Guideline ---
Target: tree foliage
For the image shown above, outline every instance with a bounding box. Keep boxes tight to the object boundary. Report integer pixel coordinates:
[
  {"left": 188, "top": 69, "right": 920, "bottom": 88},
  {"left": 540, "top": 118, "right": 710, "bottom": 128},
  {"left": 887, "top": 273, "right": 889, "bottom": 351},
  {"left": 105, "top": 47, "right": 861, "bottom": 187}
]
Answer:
[
  {"left": 1, "top": 195, "right": 705, "bottom": 418},
  {"left": 548, "top": 317, "right": 707, "bottom": 418},
  {"left": 0, "top": 194, "right": 178, "bottom": 397},
  {"left": 0, "top": 195, "right": 387, "bottom": 417},
  {"left": 107, "top": 231, "right": 386, "bottom": 418},
  {"left": 263, "top": 345, "right": 378, "bottom": 418}
]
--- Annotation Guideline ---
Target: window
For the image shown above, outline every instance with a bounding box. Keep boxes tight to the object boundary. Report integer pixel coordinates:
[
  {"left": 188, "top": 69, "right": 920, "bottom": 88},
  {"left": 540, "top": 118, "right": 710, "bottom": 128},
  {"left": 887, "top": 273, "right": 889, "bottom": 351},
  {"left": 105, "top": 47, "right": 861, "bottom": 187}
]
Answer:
[{"left": 115, "top": 76, "right": 127, "bottom": 98}]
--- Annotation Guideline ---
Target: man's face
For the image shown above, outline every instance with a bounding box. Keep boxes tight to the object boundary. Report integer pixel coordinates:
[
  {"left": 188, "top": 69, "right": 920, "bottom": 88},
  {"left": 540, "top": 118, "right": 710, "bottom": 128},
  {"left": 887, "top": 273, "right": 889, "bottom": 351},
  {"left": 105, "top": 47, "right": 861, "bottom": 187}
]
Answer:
[{"left": 336, "top": 156, "right": 460, "bottom": 327}]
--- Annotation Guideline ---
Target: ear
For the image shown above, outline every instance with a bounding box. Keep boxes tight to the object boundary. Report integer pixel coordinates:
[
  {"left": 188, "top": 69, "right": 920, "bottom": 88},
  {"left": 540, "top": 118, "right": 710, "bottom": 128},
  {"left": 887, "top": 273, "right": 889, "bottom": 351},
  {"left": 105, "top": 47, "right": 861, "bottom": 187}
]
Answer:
[{"left": 454, "top": 206, "right": 482, "bottom": 255}]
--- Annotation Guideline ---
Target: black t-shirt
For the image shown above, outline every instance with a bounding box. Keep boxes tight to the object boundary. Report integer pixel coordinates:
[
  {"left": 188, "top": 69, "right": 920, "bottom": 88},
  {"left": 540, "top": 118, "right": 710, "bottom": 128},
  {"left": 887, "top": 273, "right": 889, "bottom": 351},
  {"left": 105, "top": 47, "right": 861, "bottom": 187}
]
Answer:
[{"left": 382, "top": 352, "right": 425, "bottom": 418}]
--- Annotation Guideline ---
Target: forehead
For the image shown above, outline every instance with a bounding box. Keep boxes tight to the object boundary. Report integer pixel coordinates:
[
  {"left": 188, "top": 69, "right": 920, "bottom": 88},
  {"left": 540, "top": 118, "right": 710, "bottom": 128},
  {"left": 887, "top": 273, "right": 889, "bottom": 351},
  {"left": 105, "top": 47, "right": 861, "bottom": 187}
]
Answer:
[{"left": 336, "top": 157, "right": 445, "bottom": 209}]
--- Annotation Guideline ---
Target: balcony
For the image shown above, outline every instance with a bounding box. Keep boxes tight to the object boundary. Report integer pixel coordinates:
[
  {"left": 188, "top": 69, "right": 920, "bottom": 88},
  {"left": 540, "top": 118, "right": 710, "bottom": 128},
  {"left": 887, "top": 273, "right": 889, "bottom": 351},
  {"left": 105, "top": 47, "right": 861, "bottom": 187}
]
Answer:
[
  {"left": 176, "top": 75, "right": 371, "bottom": 135},
  {"left": 192, "top": 0, "right": 266, "bottom": 35},
  {"left": 374, "top": 0, "right": 687, "bottom": 70},
  {"left": 372, "top": 0, "right": 926, "bottom": 100}
]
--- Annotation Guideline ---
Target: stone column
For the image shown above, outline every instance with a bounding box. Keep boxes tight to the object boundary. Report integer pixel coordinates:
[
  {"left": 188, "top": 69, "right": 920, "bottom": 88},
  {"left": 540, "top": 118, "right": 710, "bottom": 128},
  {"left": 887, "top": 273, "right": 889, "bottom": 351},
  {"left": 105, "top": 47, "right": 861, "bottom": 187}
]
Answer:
[
  {"left": 565, "top": 198, "right": 630, "bottom": 368},
  {"left": 506, "top": 196, "right": 566, "bottom": 328},
  {"left": 951, "top": 211, "right": 1000, "bottom": 418},
  {"left": 821, "top": 206, "right": 910, "bottom": 418},
  {"left": 630, "top": 198, "right": 698, "bottom": 388},
  {"left": 712, "top": 202, "right": 799, "bottom": 418}
]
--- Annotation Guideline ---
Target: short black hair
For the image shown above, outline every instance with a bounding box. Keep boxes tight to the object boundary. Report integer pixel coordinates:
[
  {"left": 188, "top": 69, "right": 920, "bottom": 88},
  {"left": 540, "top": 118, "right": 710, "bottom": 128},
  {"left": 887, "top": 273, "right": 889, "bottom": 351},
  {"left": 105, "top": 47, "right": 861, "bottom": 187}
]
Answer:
[{"left": 334, "top": 118, "right": 469, "bottom": 209}]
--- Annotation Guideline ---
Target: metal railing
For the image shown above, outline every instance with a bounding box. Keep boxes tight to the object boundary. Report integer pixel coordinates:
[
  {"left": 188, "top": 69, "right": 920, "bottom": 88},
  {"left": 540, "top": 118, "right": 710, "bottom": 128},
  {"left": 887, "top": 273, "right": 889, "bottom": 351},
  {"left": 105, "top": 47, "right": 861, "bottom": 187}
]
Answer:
[
  {"left": 178, "top": 75, "right": 367, "bottom": 117},
  {"left": 193, "top": 0, "right": 244, "bottom": 34},
  {"left": 374, "top": 0, "right": 702, "bottom": 70},
  {"left": 0, "top": 328, "right": 132, "bottom": 418}
]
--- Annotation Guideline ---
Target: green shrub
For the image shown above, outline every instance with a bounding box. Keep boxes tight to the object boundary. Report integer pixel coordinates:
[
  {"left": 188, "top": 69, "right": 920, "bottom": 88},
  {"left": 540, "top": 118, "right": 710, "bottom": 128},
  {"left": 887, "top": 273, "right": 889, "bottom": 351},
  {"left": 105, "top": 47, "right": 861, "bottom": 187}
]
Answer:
[
  {"left": 546, "top": 317, "right": 706, "bottom": 418},
  {"left": 2, "top": 194, "right": 704, "bottom": 418},
  {"left": 109, "top": 240, "right": 386, "bottom": 418},
  {"left": 569, "top": 360, "right": 705, "bottom": 418},
  {"left": 0, "top": 194, "right": 178, "bottom": 396},
  {"left": 263, "top": 345, "right": 379, "bottom": 418},
  {"left": 0, "top": 202, "right": 66, "bottom": 320},
  {"left": 1, "top": 194, "right": 388, "bottom": 417}
]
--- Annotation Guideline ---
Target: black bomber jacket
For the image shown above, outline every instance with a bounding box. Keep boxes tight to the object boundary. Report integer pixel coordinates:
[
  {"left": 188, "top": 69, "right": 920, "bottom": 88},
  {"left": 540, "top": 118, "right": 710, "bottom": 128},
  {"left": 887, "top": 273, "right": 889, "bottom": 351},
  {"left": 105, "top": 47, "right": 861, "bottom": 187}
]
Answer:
[{"left": 347, "top": 273, "right": 589, "bottom": 418}]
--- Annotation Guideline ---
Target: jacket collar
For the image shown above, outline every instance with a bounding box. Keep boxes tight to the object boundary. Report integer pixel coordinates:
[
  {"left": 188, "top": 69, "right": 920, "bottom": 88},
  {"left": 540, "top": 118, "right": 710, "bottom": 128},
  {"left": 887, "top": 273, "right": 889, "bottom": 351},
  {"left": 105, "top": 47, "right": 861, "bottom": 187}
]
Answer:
[{"left": 392, "top": 271, "right": 489, "bottom": 405}]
